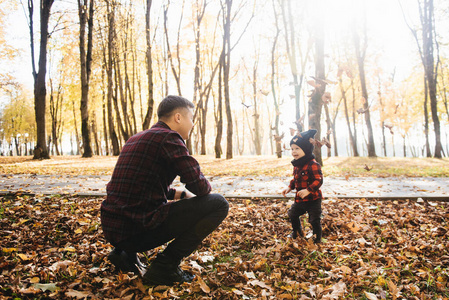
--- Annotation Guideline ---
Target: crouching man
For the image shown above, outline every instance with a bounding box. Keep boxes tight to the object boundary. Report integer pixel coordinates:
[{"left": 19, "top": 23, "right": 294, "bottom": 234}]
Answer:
[{"left": 101, "top": 95, "right": 229, "bottom": 285}]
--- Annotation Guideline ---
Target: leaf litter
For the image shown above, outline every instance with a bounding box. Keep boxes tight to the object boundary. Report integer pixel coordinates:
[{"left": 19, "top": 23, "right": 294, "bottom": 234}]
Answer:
[{"left": 0, "top": 195, "right": 448, "bottom": 299}]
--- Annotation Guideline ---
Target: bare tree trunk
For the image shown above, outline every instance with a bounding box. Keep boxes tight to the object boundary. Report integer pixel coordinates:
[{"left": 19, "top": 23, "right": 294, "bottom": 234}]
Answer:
[
  {"left": 107, "top": 0, "right": 120, "bottom": 155},
  {"left": 280, "top": 0, "right": 302, "bottom": 129},
  {"left": 247, "top": 55, "right": 262, "bottom": 155},
  {"left": 163, "top": 1, "right": 184, "bottom": 96},
  {"left": 71, "top": 98, "right": 81, "bottom": 155},
  {"left": 271, "top": 0, "right": 282, "bottom": 158},
  {"left": 78, "top": 0, "right": 94, "bottom": 158},
  {"left": 353, "top": 9, "right": 376, "bottom": 158},
  {"left": 309, "top": 5, "right": 325, "bottom": 165},
  {"left": 340, "top": 76, "right": 359, "bottom": 157},
  {"left": 29, "top": 0, "right": 54, "bottom": 159},
  {"left": 423, "top": 78, "right": 431, "bottom": 157},
  {"left": 421, "top": 0, "right": 442, "bottom": 158},
  {"left": 49, "top": 76, "right": 63, "bottom": 156},
  {"left": 223, "top": 0, "right": 233, "bottom": 159},
  {"left": 215, "top": 55, "right": 224, "bottom": 159},
  {"left": 142, "top": 0, "right": 154, "bottom": 130}
]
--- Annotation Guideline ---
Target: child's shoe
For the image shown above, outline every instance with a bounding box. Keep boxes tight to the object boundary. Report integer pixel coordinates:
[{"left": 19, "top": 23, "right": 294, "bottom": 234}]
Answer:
[{"left": 287, "top": 231, "right": 298, "bottom": 239}]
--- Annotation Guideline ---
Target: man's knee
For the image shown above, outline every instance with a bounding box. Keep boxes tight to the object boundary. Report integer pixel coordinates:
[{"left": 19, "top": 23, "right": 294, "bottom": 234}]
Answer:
[{"left": 209, "top": 193, "right": 229, "bottom": 213}]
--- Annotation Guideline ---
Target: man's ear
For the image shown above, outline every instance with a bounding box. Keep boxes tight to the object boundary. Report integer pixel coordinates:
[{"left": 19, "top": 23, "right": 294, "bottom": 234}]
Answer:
[{"left": 174, "top": 112, "right": 182, "bottom": 124}]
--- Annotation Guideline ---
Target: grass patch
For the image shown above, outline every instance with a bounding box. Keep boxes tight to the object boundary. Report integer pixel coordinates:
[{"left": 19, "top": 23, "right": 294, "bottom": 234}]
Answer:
[{"left": 0, "top": 155, "right": 448, "bottom": 177}]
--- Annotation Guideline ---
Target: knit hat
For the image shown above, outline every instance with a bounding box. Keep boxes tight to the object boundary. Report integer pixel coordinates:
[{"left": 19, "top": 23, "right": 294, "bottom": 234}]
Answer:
[{"left": 290, "top": 129, "right": 317, "bottom": 155}]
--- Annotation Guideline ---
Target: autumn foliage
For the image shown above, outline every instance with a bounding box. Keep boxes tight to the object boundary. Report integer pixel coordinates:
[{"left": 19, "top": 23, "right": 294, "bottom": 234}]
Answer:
[{"left": 1, "top": 195, "right": 448, "bottom": 299}]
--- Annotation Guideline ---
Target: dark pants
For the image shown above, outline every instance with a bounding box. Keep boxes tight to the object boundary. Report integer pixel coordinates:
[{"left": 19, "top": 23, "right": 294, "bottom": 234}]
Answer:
[
  {"left": 116, "top": 193, "right": 229, "bottom": 263},
  {"left": 288, "top": 199, "right": 322, "bottom": 239}
]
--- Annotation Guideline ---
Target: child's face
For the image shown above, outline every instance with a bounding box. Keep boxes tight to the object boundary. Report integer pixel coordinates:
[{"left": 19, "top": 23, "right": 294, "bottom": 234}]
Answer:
[{"left": 291, "top": 144, "right": 305, "bottom": 160}]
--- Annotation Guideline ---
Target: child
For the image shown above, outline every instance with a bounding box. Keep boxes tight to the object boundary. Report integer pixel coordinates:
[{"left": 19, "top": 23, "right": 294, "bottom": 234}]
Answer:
[{"left": 282, "top": 129, "right": 323, "bottom": 243}]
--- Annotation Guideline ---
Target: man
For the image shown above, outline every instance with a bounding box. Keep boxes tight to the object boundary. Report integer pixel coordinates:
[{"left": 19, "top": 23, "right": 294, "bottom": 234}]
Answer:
[{"left": 101, "top": 95, "right": 229, "bottom": 285}]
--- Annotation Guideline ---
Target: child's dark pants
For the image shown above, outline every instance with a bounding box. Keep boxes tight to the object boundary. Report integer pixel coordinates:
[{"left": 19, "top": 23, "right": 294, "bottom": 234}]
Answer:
[{"left": 288, "top": 199, "right": 322, "bottom": 241}]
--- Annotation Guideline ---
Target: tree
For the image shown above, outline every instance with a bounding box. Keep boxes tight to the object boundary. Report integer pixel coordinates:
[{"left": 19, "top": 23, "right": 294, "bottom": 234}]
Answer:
[
  {"left": 309, "top": 1, "right": 325, "bottom": 165},
  {"left": 78, "top": 0, "right": 94, "bottom": 157},
  {"left": 418, "top": 0, "right": 442, "bottom": 158},
  {"left": 105, "top": 0, "right": 120, "bottom": 155},
  {"left": 270, "top": 0, "right": 283, "bottom": 158},
  {"left": 280, "top": 0, "right": 310, "bottom": 130},
  {"left": 28, "top": 0, "right": 55, "bottom": 159},
  {"left": 352, "top": 3, "right": 376, "bottom": 158},
  {"left": 222, "top": 0, "right": 233, "bottom": 159},
  {"left": 400, "top": 0, "right": 442, "bottom": 158},
  {"left": 142, "top": 0, "right": 154, "bottom": 130}
]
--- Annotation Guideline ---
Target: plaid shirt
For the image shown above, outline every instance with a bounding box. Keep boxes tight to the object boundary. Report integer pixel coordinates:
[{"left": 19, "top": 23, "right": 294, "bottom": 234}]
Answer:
[
  {"left": 101, "top": 121, "right": 211, "bottom": 245},
  {"left": 289, "top": 159, "right": 323, "bottom": 202}
]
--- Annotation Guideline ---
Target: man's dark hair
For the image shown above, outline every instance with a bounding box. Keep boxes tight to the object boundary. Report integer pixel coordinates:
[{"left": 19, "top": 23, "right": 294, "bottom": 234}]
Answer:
[{"left": 157, "top": 95, "right": 195, "bottom": 119}]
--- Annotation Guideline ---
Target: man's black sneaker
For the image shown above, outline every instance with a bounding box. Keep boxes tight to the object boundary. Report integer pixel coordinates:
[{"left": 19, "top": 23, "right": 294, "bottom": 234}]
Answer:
[
  {"left": 143, "top": 260, "right": 195, "bottom": 285},
  {"left": 107, "top": 248, "right": 147, "bottom": 276}
]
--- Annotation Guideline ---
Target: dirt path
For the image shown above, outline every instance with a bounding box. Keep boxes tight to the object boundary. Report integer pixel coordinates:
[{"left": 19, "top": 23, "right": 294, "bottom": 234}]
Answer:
[{"left": 1, "top": 174, "right": 448, "bottom": 200}]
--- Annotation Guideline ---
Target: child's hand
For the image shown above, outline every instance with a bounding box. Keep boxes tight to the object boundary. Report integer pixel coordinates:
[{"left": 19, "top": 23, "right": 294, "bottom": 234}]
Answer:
[
  {"left": 282, "top": 187, "right": 292, "bottom": 197},
  {"left": 297, "top": 189, "right": 310, "bottom": 199}
]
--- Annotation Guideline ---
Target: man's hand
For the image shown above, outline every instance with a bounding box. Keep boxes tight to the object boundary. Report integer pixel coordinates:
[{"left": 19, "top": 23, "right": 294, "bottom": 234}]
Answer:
[
  {"left": 282, "top": 187, "right": 292, "bottom": 197},
  {"left": 297, "top": 189, "right": 310, "bottom": 199},
  {"left": 175, "top": 189, "right": 195, "bottom": 199}
]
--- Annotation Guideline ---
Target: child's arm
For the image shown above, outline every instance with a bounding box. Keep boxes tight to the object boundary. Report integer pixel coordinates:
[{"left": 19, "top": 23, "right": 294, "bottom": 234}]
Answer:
[
  {"left": 282, "top": 187, "right": 292, "bottom": 197},
  {"left": 306, "top": 162, "right": 323, "bottom": 194},
  {"left": 297, "top": 189, "right": 310, "bottom": 199}
]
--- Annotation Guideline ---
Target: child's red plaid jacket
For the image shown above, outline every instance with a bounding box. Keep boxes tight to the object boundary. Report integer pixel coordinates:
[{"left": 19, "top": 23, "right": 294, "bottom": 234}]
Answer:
[{"left": 289, "top": 159, "right": 323, "bottom": 202}]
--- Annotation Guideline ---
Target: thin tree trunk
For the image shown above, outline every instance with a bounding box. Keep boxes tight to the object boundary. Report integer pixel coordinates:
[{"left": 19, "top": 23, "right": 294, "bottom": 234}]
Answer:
[
  {"left": 309, "top": 5, "right": 325, "bottom": 165},
  {"left": 340, "top": 76, "right": 359, "bottom": 157},
  {"left": 29, "top": 0, "right": 54, "bottom": 159},
  {"left": 107, "top": 0, "right": 120, "bottom": 155},
  {"left": 142, "top": 0, "right": 154, "bottom": 130},
  {"left": 215, "top": 54, "right": 224, "bottom": 159},
  {"left": 223, "top": 0, "right": 233, "bottom": 159},
  {"left": 353, "top": 15, "right": 376, "bottom": 157},
  {"left": 271, "top": 0, "right": 282, "bottom": 158},
  {"left": 421, "top": 0, "right": 442, "bottom": 158},
  {"left": 78, "top": 0, "right": 94, "bottom": 158}
]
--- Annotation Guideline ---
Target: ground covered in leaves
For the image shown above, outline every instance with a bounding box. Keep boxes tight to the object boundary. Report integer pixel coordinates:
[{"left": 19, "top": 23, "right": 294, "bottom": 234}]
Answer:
[{"left": 0, "top": 195, "right": 448, "bottom": 299}]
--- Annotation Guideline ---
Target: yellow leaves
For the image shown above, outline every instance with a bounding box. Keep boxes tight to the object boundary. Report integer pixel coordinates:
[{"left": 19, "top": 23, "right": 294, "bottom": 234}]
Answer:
[
  {"left": 2, "top": 247, "right": 18, "bottom": 253},
  {"left": 364, "top": 291, "right": 379, "bottom": 300},
  {"left": 253, "top": 258, "right": 267, "bottom": 270},
  {"left": 60, "top": 246, "right": 76, "bottom": 252}
]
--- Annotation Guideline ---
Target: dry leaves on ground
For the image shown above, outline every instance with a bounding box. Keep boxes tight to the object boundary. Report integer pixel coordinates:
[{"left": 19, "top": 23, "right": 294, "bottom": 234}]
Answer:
[{"left": 0, "top": 195, "right": 448, "bottom": 299}]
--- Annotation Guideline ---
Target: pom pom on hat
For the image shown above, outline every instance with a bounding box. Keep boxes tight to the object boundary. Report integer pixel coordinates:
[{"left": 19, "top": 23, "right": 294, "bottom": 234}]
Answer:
[{"left": 290, "top": 129, "right": 317, "bottom": 155}]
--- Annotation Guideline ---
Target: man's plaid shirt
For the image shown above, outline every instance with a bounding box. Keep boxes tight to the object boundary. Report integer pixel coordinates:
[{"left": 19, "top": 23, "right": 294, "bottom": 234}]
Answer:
[
  {"left": 101, "top": 121, "right": 211, "bottom": 245},
  {"left": 289, "top": 159, "right": 323, "bottom": 203}
]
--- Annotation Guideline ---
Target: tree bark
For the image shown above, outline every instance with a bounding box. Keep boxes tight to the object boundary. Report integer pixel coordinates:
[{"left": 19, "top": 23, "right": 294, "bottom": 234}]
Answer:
[
  {"left": 142, "top": 0, "right": 154, "bottom": 131},
  {"left": 106, "top": 0, "right": 120, "bottom": 155},
  {"left": 214, "top": 54, "right": 224, "bottom": 158},
  {"left": 271, "top": 0, "right": 282, "bottom": 158},
  {"left": 30, "top": 0, "right": 54, "bottom": 159},
  {"left": 421, "top": 0, "right": 442, "bottom": 158},
  {"left": 309, "top": 3, "right": 325, "bottom": 165},
  {"left": 78, "top": 0, "right": 94, "bottom": 157},
  {"left": 223, "top": 0, "right": 233, "bottom": 159},
  {"left": 353, "top": 11, "right": 376, "bottom": 157}
]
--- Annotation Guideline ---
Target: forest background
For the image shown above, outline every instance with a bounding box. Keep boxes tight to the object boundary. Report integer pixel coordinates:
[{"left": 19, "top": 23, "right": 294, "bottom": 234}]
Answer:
[{"left": 0, "top": 0, "right": 449, "bottom": 162}]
